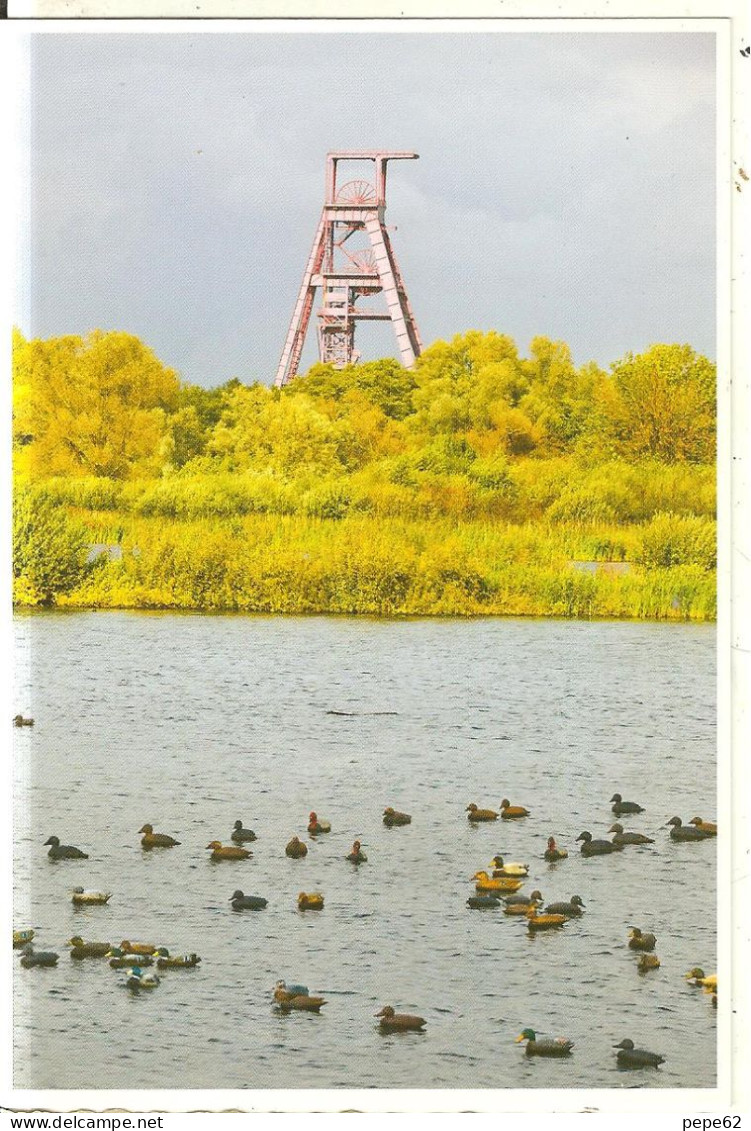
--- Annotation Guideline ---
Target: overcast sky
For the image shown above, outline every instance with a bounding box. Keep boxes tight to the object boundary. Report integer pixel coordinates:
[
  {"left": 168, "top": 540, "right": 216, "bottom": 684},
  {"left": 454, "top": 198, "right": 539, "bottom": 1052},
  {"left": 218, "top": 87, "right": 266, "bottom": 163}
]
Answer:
[{"left": 22, "top": 30, "right": 715, "bottom": 387}]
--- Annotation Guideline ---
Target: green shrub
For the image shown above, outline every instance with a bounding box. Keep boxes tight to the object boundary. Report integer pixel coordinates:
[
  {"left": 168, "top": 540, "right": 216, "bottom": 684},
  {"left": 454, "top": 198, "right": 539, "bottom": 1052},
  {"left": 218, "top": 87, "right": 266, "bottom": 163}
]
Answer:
[
  {"left": 13, "top": 489, "right": 94, "bottom": 605},
  {"left": 635, "top": 512, "right": 716, "bottom": 571}
]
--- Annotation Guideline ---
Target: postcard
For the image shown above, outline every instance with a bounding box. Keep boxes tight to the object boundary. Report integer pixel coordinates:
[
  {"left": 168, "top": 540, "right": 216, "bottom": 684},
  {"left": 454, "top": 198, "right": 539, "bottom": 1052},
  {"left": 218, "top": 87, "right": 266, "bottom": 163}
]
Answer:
[{"left": 3, "top": 4, "right": 749, "bottom": 1119}]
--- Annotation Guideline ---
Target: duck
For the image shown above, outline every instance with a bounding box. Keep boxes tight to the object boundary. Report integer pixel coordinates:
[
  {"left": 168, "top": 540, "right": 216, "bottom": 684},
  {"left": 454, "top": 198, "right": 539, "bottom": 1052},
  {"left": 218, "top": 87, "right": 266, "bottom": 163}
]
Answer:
[
  {"left": 628, "top": 927, "right": 657, "bottom": 952},
  {"left": 44, "top": 836, "right": 88, "bottom": 860},
  {"left": 544, "top": 837, "right": 568, "bottom": 862},
  {"left": 667, "top": 816, "right": 708, "bottom": 841},
  {"left": 154, "top": 949, "right": 201, "bottom": 969},
  {"left": 489, "top": 855, "right": 529, "bottom": 877},
  {"left": 347, "top": 840, "right": 368, "bottom": 864},
  {"left": 610, "top": 793, "right": 644, "bottom": 816},
  {"left": 467, "top": 895, "right": 502, "bottom": 910},
  {"left": 637, "top": 954, "right": 661, "bottom": 972},
  {"left": 107, "top": 948, "right": 154, "bottom": 969},
  {"left": 466, "top": 803, "right": 498, "bottom": 822},
  {"left": 307, "top": 811, "right": 331, "bottom": 835},
  {"left": 515, "top": 1029, "right": 574, "bottom": 1056},
  {"left": 273, "top": 979, "right": 309, "bottom": 1001},
  {"left": 297, "top": 892, "right": 324, "bottom": 911},
  {"left": 19, "top": 943, "right": 58, "bottom": 967},
  {"left": 231, "top": 820, "right": 257, "bottom": 844},
  {"left": 13, "top": 715, "right": 34, "bottom": 727},
  {"left": 375, "top": 1005, "right": 426, "bottom": 1033},
  {"left": 230, "top": 890, "right": 268, "bottom": 911},
  {"left": 613, "top": 1038, "right": 664, "bottom": 1069},
  {"left": 607, "top": 823, "right": 654, "bottom": 846},
  {"left": 272, "top": 983, "right": 325, "bottom": 1012},
  {"left": 689, "top": 817, "right": 717, "bottom": 836},
  {"left": 544, "top": 895, "right": 585, "bottom": 918},
  {"left": 504, "top": 893, "right": 543, "bottom": 916},
  {"left": 285, "top": 836, "right": 308, "bottom": 858},
  {"left": 526, "top": 906, "right": 567, "bottom": 931},
  {"left": 472, "top": 871, "right": 524, "bottom": 894},
  {"left": 139, "top": 824, "right": 180, "bottom": 849},
  {"left": 383, "top": 807, "right": 411, "bottom": 827},
  {"left": 71, "top": 887, "right": 111, "bottom": 905},
  {"left": 576, "top": 830, "right": 622, "bottom": 856},
  {"left": 684, "top": 968, "right": 717, "bottom": 992},
  {"left": 67, "top": 936, "right": 111, "bottom": 959},
  {"left": 13, "top": 930, "right": 35, "bottom": 949},
  {"left": 504, "top": 889, "right": 543, "bottom": 906},
  {"left": 500, "top": 799, "right": 529, "bottom": 819},
  {"left": 206, "top": 841, "right": 252, "bottom": 861},
  {"left": 119, "top": 940, "right": 158, "bottom": 955},
  {"left": 125, "top": 966, "right": 160, "bottom": 990}
]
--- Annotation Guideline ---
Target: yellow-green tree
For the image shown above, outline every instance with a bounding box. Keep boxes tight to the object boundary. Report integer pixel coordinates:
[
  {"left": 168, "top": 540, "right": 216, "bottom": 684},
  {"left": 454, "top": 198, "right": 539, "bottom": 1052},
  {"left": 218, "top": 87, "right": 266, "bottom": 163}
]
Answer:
[
  {"left": 519, "top": 337, "right": 600, "bottom": 453},
  {"left": 291, "top": 358, "right": 417, "bottom": 421},
  {"left": 14, "top": 329, "right": 180, "bottom": 479},
  {"left": 412, "top": 331, "right": 525, "bottom": 437},
  {"left": 208, "top": 383, "right": 360, "bottom": 476},
  {"left": 595, "top": 344, "right": 716, "bottom": 463}
]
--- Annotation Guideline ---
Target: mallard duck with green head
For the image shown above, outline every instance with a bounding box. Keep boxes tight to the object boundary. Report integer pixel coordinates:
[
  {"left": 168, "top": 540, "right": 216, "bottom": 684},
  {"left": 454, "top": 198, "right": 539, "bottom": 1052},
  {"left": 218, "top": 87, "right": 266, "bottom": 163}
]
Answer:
[
  {"left": 490, "top": 855, "right": 529, "bottom": 877},
  {"left": 684, "top": 967, "right": 717, "bottom": 992},
  {"left": 515, "top": 1029, "right": 573, "bottom": 1056}
]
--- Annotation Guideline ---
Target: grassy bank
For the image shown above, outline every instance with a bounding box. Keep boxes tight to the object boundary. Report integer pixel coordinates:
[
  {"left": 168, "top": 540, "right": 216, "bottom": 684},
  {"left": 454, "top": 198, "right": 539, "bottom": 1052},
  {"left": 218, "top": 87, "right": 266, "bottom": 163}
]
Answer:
[{"left": 30, "top": 511, "right": 714, "bottom": 621}]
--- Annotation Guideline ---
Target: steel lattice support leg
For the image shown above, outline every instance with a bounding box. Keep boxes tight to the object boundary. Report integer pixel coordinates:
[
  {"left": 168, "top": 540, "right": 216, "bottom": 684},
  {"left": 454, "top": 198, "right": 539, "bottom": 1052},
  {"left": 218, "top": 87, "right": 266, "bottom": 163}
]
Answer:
[
  {"left": 364, "top": 216, "right": 420, "bottom": 369},
  {"left": 274, "top": 212, "right": 326, "bottom": 388}
]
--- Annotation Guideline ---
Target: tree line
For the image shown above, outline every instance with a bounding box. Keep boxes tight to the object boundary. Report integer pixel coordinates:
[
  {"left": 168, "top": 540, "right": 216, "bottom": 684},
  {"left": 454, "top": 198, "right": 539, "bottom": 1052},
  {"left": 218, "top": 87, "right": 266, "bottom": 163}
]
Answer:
[{"left": 12, "top": 328, "right": 716, "bottom": 616}]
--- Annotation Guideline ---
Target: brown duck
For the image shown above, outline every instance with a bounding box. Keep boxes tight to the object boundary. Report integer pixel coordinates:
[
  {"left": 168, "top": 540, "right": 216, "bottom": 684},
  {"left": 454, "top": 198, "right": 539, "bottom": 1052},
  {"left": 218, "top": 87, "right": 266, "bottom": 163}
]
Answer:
[
  {"left": 307, "top": 812, "right": 331, "bottom": 835},
  {"left": 376, "top": 1005, "right": 426, "bottom": 1032},
  {"left": 119, "top": 940, "right": 158, "bottom": 955},
  {"left": 273, "top": 983, "right": 325, "bottom": 1012},
  {"left": 206, "top": 841, "right": 251, "bottom": 861},
  {"left": 544, "top": 837, "right": 568, "bottom": 862},
  {"left": 286, "top": 836, "right": 308, "bottom": 858},
  {"left": 466, "top": 803, "right": 498, "bottom": 822},
  {"left": 500, "top": 799, "right": 529, "bottom": 819},
  {"left": 637, "top": 954, "right": 661, "bottom": 972},
  {"left": 297, "top": 892, "right": 324, "bottom": 911},
  {"left": 347, "top": 840, "right": 368, "bottom": 864},
  {"left": 526, "top": 906, "right": 566, "bottom": 931},
  {"left": 139, "top": 824, "right": 180, "bottom": 849},
  {"left": 628, "top": 927, "right": 656, "bottom": 952},
  {"left": 67, "top": 936, "right": 111, "bottom": 959},
  {"left": 383, "top": 807, "right": 411, "bottom": 827},
  {"left": 689, "top": 817, "right": 717, "bottom": 836}
]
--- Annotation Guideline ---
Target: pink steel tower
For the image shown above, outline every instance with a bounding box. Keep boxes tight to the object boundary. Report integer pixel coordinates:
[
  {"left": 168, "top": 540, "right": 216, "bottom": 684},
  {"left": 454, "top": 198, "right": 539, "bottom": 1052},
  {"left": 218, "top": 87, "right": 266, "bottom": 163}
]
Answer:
[{"left": 273, "top": 151, "right": 422, "bottom": 388}]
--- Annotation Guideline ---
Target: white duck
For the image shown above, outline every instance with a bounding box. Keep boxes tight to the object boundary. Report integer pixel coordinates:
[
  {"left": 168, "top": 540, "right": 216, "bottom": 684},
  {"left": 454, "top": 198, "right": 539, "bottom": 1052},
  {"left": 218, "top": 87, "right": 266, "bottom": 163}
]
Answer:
[{"left": 71, "top": 887, "right": 112, "bottom": 905}]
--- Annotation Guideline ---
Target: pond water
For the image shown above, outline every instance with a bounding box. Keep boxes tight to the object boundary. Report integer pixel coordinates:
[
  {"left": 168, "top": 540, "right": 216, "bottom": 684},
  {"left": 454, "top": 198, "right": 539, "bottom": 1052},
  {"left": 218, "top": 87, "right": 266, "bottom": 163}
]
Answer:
[{"left": 13, "top": 612, "right": 717, "bottom": 1091}]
